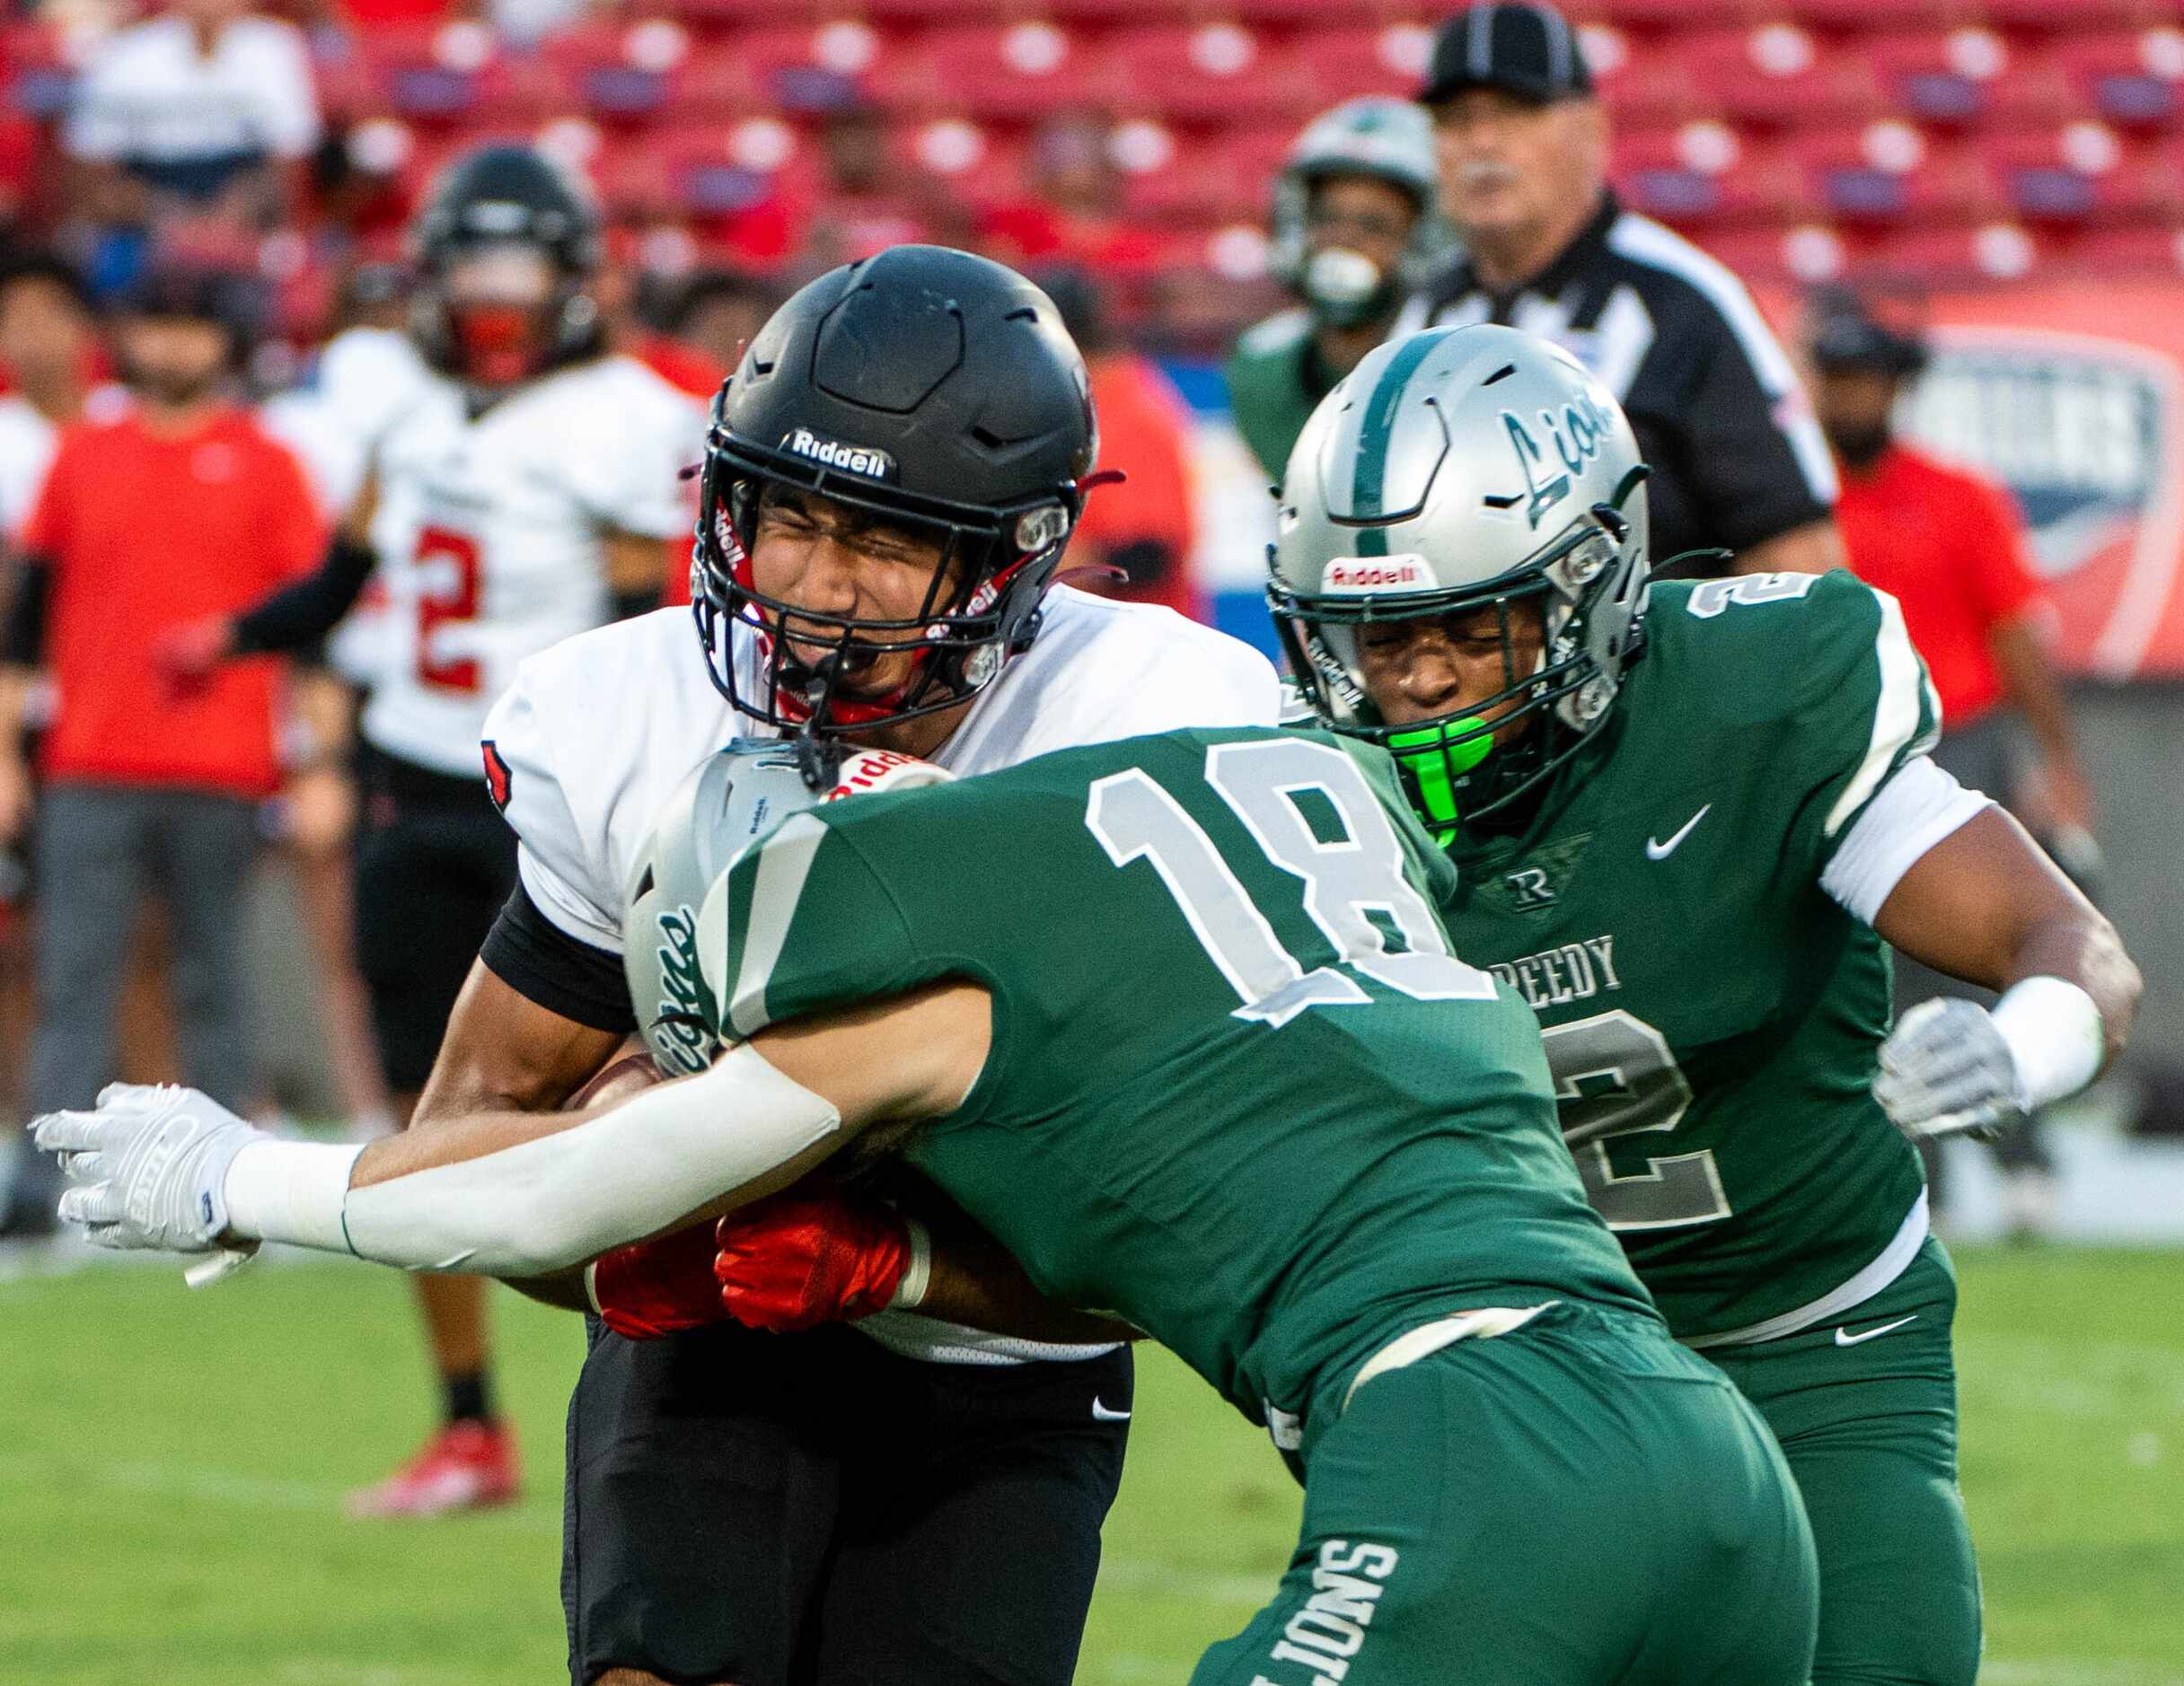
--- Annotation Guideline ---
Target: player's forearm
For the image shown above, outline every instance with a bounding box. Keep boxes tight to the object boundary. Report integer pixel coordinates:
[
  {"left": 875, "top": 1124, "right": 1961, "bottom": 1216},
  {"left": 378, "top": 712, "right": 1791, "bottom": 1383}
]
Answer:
[
  {"left": 2001, "top": 909, "right": 2140, "bottom": 1071},
  {"left": 224, "top": 1047, "right": 848, "bottom": 1276},
  {"left": 915, "top": 1216, "right": 1139, "bottom": 1344}
]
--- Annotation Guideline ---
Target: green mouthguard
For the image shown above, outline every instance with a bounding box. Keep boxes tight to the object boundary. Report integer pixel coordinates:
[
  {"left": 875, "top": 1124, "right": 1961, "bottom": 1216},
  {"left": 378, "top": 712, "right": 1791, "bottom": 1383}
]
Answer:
[{"left": 1387, "top": 718, "right": 1493, "bottom": 844}]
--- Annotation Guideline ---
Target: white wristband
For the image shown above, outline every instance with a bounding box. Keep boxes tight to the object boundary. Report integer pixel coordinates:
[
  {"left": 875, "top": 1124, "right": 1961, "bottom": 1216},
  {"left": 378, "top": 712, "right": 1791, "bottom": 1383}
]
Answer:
[
  {"left": 1991, "top": 976, "right": 2104, "bottom": 1111},
  {"left": 890, "top": 1216, "right": 932, "bottom": 1311},
  {"left": 223, "top": 1139, "right": 365, "bottom": 1253}
]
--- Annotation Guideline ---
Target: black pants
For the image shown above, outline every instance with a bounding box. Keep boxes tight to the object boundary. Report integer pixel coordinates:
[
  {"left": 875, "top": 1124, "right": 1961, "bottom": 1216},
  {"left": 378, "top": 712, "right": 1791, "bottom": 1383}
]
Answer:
[
  {"left": 351, "top": 745, "right": 516, "bottom": 1093},
  {"left": 563, "top": 1318, "right": 1132, "bottom": 1686}
]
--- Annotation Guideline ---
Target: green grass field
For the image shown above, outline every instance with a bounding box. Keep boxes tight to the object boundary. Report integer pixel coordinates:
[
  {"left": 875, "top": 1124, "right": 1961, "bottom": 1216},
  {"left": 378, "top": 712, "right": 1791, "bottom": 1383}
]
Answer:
[{"left": 3, "top": 1246, "right": 2179, "bottom": 1685}]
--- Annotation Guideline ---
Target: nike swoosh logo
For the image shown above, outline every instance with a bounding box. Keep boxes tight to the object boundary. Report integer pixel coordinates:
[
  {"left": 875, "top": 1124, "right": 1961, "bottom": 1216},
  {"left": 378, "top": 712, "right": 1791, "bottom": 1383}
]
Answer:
[
  {"left": 1645, "top": 803, "right": 1713, "bottom": 860},
  {"left": 1091, "top": 1397, "right": 1132, "bottom": 1422},
  {"left": 1835, "top": 1314, "right": 1918, "bottom": 1348}
]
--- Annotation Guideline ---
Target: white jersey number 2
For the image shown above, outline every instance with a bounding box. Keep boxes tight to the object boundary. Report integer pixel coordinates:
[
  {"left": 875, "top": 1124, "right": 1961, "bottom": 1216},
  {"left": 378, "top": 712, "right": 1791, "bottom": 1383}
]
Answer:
[{"left": 1086, "top": 738, "right": 1497, "bottom": 1030}]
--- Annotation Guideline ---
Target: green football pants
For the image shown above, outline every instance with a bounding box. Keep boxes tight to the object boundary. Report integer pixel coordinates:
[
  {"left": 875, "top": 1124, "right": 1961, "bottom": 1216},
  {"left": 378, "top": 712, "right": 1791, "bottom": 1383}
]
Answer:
[
  {"left": 1706, "top": 1237, "right": 1982, "bottom": 1686},
  {"left": 1193, "top": 1302, "right": 1819, "bottom": 1686}
]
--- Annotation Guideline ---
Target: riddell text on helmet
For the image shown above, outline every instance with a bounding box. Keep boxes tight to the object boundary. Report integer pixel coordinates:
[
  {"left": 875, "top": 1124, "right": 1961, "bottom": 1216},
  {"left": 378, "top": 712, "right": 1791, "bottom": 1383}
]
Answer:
[{"left": 781, "top": 427, "right": 897, "bottom": 481}]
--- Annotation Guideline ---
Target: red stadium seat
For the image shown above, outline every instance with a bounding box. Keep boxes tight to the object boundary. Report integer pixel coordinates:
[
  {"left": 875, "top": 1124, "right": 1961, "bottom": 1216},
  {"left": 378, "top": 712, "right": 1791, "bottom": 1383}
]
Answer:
[
  {"left": 2039, "top": 222, "right": 2184, "bottom": 276},
  {"left": 2051, "top": 31, "right": 2184, "bottom": 133},
  {"left": 1869, "top": 221, "right": 2043, "bottom": 281},
  {"left": 1581, "top": 0, "right": 1757, "bottom": 30},
  {"left": 1783, "top": 124, "right": 1990, "bottom": 226},
  {"left": 1862, "top": 28, "right": 2064, "bottom": 131},
  {"left": 1035, "top": 0, "right": 1190, "bottom": 22},
  {"left": 899, "top": 118, "right": 1026, "bottom": 206},
  {"left": 354, "top": 23, "right": 512, "bottom": 124},
  {"left": 1779, "top": 0, "right": 1967, "bottom": 28},
  {"left": 1977, "top": 0, "right": 2168, "bottom": 34},
  {"left": 1688, "top": 224, "right": 1802, "bottom": 286},
  {"left": 1300, "top": 24, "right": 1435, "bottom": 105},
  {"left": 1581, "top": 25, "right": 1702, "bottom": 129},
  {"left": 1675, "top": 25, "right": 1877, "bottom": 129},
  {"left": 1085, "top": 24, "right": 1317, "bottom": 125},
  {"left": 1980, "top": 125, "right": 2172, "bottom": 225},
  {"left": 1611, "top": 124, "right": 1798, "bottom": 226},
  {"left": 911, "top": 22, "right": 1091, "bottom": 119}
]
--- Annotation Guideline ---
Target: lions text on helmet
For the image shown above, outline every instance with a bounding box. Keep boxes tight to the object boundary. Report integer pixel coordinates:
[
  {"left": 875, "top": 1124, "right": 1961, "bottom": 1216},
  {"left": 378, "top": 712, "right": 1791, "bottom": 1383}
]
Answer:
[
  {"left": 1269, "top": 323, "right": 1651, "bottom": 839},
  {"left": 691, "top": 247, "right": 1101, "bottom": 767}
]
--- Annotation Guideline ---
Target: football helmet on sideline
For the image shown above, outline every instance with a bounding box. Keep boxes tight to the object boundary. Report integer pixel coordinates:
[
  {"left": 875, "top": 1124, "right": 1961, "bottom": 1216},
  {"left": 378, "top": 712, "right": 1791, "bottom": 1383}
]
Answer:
[{"left": 410, "top": 144, "right": 603, "bottom": 393}]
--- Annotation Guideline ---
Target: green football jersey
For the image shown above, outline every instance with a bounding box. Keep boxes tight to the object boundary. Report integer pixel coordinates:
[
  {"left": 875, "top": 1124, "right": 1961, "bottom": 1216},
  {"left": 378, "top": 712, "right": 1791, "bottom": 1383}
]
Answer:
[
  {"left": 700, "top": 726, "right": 1652, "bottom": 1446},
  {"left": 1434, "top": 569, "right": 1937, "bottom": 1344}
]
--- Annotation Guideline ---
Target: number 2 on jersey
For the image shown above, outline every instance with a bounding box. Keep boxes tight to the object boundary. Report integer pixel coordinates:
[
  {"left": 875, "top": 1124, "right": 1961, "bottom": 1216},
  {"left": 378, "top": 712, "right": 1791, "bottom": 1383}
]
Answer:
[
  {"left": 1542, "top": 1009, "right": 1728, "bottom": 1231},
  {"left": 414, "top": 524, "right": 482, "bottom": 693},
  {"left": 1085, "top": 737, "right": 1497, "bottom": 1030}
]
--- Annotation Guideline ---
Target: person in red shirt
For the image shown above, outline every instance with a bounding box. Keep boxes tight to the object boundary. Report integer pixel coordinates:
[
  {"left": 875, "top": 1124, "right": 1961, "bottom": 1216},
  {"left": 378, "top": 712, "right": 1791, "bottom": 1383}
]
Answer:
[
  {"left": 1038, "top": 266, "right": 1204, "bottom": 620},
  {"left": 1808, "top": 286, "right": 2094, "bottom": 1237},
  {"left": 0, "top": 264, "right": 321, "bottom": 1234}
]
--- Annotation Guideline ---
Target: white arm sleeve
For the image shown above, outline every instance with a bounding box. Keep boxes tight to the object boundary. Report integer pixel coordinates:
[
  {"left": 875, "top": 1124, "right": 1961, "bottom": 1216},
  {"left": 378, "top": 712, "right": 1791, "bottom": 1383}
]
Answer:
[
  {"left": 1819, "top": 754, "right": 1995, "bottom": 926},
  {"left": 224, "top": 1045, "right": 841, "bottom": 1276}
]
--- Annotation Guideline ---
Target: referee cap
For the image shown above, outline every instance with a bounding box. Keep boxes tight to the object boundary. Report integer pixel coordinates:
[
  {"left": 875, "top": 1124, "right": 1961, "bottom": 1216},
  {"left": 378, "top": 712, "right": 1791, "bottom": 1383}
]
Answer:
[{"left": 1419, "top": 2, "right": 1594, "bottom": 107}]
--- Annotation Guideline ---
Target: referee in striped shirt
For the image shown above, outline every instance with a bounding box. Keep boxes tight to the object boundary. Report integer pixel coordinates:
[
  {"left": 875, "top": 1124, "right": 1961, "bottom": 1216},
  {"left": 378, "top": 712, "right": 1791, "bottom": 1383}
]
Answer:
[{"left": 1394, "top": 1, "right": 1846, "bottom": 580}]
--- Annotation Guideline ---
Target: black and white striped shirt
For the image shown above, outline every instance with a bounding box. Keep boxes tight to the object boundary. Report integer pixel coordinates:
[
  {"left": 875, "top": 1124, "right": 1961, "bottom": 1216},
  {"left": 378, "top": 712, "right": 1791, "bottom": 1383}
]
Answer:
[{"left": 1393, "top": 192, "right": 1837, "bottom": 575}]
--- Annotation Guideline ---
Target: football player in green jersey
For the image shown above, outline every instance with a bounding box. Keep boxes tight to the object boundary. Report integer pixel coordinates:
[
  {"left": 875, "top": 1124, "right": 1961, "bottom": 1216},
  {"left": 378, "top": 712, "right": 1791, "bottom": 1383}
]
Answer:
[
  {"left": 1271, "top": 322, "right": 2142, "bottom": 1686},
  {"left": 41, "top": 728, "right": 1821, "bottom": 1684}
]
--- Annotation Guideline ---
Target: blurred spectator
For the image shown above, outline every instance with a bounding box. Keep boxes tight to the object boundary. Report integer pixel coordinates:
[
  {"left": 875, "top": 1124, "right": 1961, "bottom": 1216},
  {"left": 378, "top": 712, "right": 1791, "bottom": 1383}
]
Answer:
[
  {"left": 659, "top": 267, "right": 779, "bottom": 382},
  {"left": 1227, "top": 98, "right": 1449, "bottom": 483},
  {"left": 623, "top": 265, "right": 779, "bottom": 405},
  {"left": 791, "top": 93, "right": 970, "bottom": 274},
  {"left": 1806, "top": 284, "right": 2095, "bottom": 1239},
  {"left": 1393, "top": 0, "right": 1841, "bottom": 581},
  {"left": 1040, "top": 265, "right": 1202, "bottom": 621},
  {"left": 64, "top": 0, "right": 321, "bottom": 247},
  {"left": 0, "top": 252, "right": 113, "bottom": 540},
  {"left": 982, "top": 114, "right": 1162, "bottom": 280},
  {"left": 0, "top": 265, "right": 322, "bottom": 1236}
]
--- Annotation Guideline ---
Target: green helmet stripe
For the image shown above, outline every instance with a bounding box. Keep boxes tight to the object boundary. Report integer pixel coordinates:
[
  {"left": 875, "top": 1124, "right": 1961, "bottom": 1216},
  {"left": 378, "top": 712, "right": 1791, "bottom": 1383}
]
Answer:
[{"left": 1347, "top": 329, "right": 1444, "bottom": 557}]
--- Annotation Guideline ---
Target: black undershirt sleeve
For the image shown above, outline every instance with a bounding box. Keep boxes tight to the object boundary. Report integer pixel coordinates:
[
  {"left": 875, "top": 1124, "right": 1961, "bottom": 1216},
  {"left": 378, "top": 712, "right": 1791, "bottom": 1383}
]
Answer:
[
  {"left": 3, "top": 558, "right": 50, "bottom": 666},
  {"left": 478, "top": 880, "right": 638, "bottom": 1035},
  {"left": 232, "top": 533, "right": 379, "bottom": 656}
]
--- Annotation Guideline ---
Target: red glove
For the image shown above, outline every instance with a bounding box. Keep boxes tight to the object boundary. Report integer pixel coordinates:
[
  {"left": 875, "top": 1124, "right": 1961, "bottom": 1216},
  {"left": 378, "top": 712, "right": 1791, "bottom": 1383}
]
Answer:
[
  {"left": 713, "top": 1183, "right": 929, "bottom": 1334},
  {"left": 589, "top": 1219, "right": 728, "bottom": 1339}
]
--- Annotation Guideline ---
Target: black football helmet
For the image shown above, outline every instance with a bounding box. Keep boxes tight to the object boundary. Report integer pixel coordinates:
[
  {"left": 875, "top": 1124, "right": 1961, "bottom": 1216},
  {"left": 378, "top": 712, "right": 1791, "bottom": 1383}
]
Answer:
[
  {"left": 410, "top": 144, "right": 603, "bottom": 391},
  {"left": 692, "top": 245, "right": 1099, "bottom": 738}
]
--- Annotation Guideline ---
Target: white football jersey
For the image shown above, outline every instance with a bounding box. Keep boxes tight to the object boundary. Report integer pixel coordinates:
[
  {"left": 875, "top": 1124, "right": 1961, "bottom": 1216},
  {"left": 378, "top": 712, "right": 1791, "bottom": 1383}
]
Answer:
[
  {"left": 485, "top": 584, "right": 1282, "bottom": 1365},
  {"left": 362, "top": 354, "right": 704, "bottom": 776}
]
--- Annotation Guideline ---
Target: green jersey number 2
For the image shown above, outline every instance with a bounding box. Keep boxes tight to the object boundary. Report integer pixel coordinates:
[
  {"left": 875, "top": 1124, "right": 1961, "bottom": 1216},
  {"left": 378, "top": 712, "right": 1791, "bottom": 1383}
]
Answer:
[
  {"left": 1544, "top": 1010, "right": 1728, "bottom": 1231},
  {"left": 1086, "top": 737, "right": 1499, "bottom": 1031}
]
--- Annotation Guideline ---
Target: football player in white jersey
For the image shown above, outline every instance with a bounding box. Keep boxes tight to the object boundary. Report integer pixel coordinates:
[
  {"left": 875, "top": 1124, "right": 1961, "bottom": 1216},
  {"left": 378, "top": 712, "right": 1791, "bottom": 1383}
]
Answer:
[
  {"left": 391, "top": 247, "right": 1278, "bottom": 1685},
  {"left": 155, "top": 144, "right": 704, "bottom": 1513}
]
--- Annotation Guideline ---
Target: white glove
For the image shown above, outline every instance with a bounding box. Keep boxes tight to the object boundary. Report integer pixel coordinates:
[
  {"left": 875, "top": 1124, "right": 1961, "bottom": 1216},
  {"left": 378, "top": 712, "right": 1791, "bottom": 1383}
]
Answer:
[
  {"left": 33, "top": 1083, "right": 266, "bottom": 1284},
  {"left": 1873, "top": 998, "right": 2023, "bottom": 1144}
]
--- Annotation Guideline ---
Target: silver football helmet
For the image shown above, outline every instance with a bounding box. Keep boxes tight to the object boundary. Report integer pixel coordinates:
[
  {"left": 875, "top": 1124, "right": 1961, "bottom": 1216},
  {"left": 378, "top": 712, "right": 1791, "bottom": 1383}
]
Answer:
[
  {"left": 1268, "top": 323, "right": 1651, "bottom": 835},
  {"left": 1268, "top": 98, "right": 1454, "bottom": 329},
  {"left": 622, "top": 740, "right": 952, "bottom": 1076}
]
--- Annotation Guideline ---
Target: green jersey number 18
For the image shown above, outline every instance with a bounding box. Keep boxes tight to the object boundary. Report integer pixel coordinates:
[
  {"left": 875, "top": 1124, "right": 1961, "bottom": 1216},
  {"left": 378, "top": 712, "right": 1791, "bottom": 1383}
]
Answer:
[{"left": 1086, "top": 737, "right": 1498, "bottom": 1031}]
